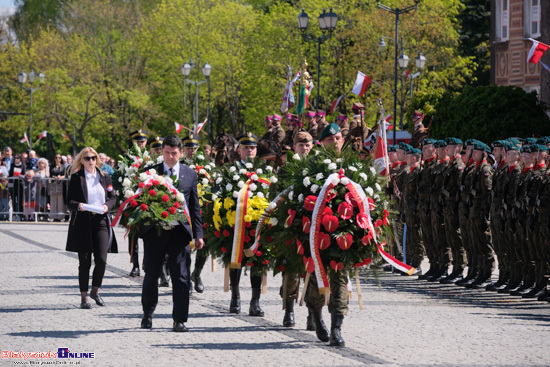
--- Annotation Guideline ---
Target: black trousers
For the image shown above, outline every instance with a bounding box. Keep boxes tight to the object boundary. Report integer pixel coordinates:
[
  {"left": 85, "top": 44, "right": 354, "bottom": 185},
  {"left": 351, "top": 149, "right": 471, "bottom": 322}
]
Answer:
[
  {"left": 141, "top": 227, "right": 191, "bottom": 322},
  {"left": 78, "top": 215, "right": 110, "bottom": 292},
  {"left": 229, "top": 268, "right": 262, "bottom": 288}
]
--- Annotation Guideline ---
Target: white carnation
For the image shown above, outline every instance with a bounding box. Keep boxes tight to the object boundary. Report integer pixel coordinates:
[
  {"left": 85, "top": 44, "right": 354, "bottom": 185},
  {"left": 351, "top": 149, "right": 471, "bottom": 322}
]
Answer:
[
  {"left": 262, "top": 183, "right": 269, "bottom": 190},
  {"left": 268, "top": 202, "right": 277, "bottom": 211},
  {"left": 157, "top": 176, "right": 166, "bottom": 185},
  {"left": 256, "top": 168, "right": 263, "bottom": 175},
  {"left": 118, "top": 177, "right": 123, "bottom": 183},
  {"left": 211, "top": 194, "right": 218, "bottom": 201},
  {"left": 156, "top": 156, "right": 164, "bottom": 164},
  {"left": 328, "top": 163, "right": 337, "bottom": 170},
  {"left": 139, "top": 172, "right": 148, "bottom": 181},
  {"left": 293, "top": 154, "right": 301, "bottom": 160},
  {"left": 311, "top": 184, "right": 319, "bottom": 193},
  {"left": 248, "top": 191, "right": 254, "bottom": 198},
  {"left": 245, "top": 162, "right": 253, "bottom": 169},
  {"left": 239, "top": 169, "right": 246, "bottom": 174},
  {"left": 249, "top": 183, "right": 257, "bottom": 191},
  {"left": 122, "top": 178, "right": 132, "bottom": 188},
  {"left": 226, "top": 183, "right": 233, "bottom": 191},
  {"left": 366, "top": 187, "right": 374, "bottom": 196},
  {"left": 124, "top": 190, "right": 135, "bottom": 198},
  {"left": 265, "top": 166, "right": 273, "bottom": 172},
  {"left": 341, "top": 177, "right": 350, "bottom": 185},
  {"left": 298, "top": 194, "right": 304, "bottom": 202},
  {"left": 375, "top": 183, "right": 381, "bottom": 191},
  {"left": 349, "top": 166, "right": 358, "bottom": 172},
  {"left": 233, "top": 191, "right": 239, "bottom": 198},
  {"left": 270, "top": 177, "right": 278, "bottom": 183},
  {"left": 336, "top": 158, "right": 342, "bottom": 163},
  {"left": 323, "top": 159, "right": 331, "bottom": 164},
  {"left": 250, "top": 174, "right": 259, "bottom": 181},
  {"left": 233, "top": 175, "right": 240, "bottom": 181},
  {"left": 216, "top": 177, "right": 223, "bottom": 185},
  {"left": 199, "top": 169, "right": 206, "bottom": 175},
  {"left": 176, "top": 193, "right": 185, "bottom": 203},
  {"left": 230, "top": 166, "right": 236, "bottom": 172},
  {"left": 374, "top": 194, "right": 380, "bottom": 201},
  {"left": 370, "top": 167, "right": 377, "bottom": 175},
  {"left": 238, "top": 181, "right": 245, "bottom": 188},
  {"left": 288, "top": 191, "right": 294, "bottom": 201},
  {"left": 256, "top": 192, "right": 264, "bottom": 199},
  {"left": 302, "top": 169, "right": 308, "bottom": 176},
  {"left": 331, "top": 177, "right": 340, "bottom": 185},
  {"left": 197, "top": 154, "right": 205, "bottom": 160},
  {"left": 316, "top": 173, "right": 324, "bottom": 181},
  {"left": 270, "top": 217, "right": 278, "bottom": 226},
  {"left": 359, "top": 173, "right": 368, "bottom": 181},
  {"left": 202, "top": 178, "right": 209, "bottom": 186},
  {"left": 303, "top": 177, "right": 311, "bottom": 187}
]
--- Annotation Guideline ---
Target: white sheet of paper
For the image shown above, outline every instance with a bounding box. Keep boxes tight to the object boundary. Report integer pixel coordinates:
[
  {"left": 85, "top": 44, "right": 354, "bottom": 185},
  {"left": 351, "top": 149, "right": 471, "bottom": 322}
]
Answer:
[{"left": 82, "top": 204, "right": 105, "bottom": 214}]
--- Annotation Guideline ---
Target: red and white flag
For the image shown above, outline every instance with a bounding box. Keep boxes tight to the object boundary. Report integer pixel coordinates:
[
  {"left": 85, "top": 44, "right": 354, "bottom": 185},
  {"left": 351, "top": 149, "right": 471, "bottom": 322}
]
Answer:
[
  {"left": 328, "top": 94, "right": 344, "bottom": 114},
  {"left": 174, "top": 122, "right": 184, "bottom": 134},
  {"left": 37, "top": 131, "right": 48, "bottom": 141},
  {"left": 61, "top": 133, "right": 71, "bottom": 142},
  {"left": 403, "top": 68, "right": 411, "bottom": 78},
  {"left": 20, "top": 133, "right": 28, "bottom": 144},
  {"left": 374, "top": 122, "right": 389, "bottom": 176},
  {"left": 527, "top": 38, "right": 549, "bottom": 64},
  {"left": 195, "top": 119, "right": 206, "bottom": 135},
  {"left": 351, "top": 71, "right": 372, "bottom": 98},
  {"left": 382, "top": 113, "right": 393, "bottom": 130}
]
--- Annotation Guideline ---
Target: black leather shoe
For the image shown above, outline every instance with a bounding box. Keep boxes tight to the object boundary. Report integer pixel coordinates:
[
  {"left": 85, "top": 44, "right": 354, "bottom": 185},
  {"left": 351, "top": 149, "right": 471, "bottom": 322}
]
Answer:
[
  {"left": 191, "top": 270, "right": 204, "bottom": 293},
  {"left": 536, "top": 289, "right": 549, "bottom": 301},
  {"left": 470, "top": 280, "right": 493, "bottom": 289},
  {"left": 173, "top": 322, "right": 188, "bottom": 332},
  {"left": 80, "top": 301, "right": 92, "bottom": 309},
  {"left": 141, "top": 314, "right": 153, "bottom": 329},
  {"left": 129, "top": 267, "right": 140, "bottom": 277},
  {"left": 522, "top": 287, "right": 544, "bottom": 299},
  {"left": 498, "top": 281, "right": 521, "bottom": 293},
  {"left": 306, "top": 309, "right": 316, "bottom": 331},
  {"left": 382, "top": 264, "right": 393, "bottom": 272},
  {"left": 510, "top": 285, "right": 533, "bottom": 296},
  {"left": 230, "top": 286, "right": 241, "bottom": 314},
  {"left": 159, "top": 275, "right": 169, "bottom": 287},
  {"left": 441, "top": 274, "right": 463, "bottom": 284},
  {"left": 329, "top": 314, "right": 345, "bottom": 347},
  {"left": 90, "top": 293, "right": 105, "bottom": 306},
  {"left": 418, "top": 267, "right": 435, "bottom": 280}
]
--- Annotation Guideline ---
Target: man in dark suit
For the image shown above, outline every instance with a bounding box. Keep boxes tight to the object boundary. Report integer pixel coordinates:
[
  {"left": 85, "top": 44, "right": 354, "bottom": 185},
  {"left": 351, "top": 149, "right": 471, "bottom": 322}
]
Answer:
[{"left": 140, "top": 135, "right": 204, "bottom": 332}]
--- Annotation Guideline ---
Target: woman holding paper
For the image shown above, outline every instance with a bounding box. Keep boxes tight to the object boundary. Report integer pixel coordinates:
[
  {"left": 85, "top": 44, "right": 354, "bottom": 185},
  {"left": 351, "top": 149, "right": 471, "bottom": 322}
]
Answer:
[{"left": 66, "top": 147, "right": 118, "bottom": 309}]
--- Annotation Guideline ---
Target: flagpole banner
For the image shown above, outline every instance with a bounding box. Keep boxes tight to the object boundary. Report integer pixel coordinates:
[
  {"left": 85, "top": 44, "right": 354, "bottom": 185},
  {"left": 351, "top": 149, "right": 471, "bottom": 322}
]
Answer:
[
  {"left": 527, "top": 38, "right": 549, "bottom": 64},
  {"left": 175, "top": 122, "right": 183, "bottom": 134},
  {"left": 351, "top": 71, "right": 372, "bottom": 98},
  {"left": 328, "top": 94, "right": 344, "bottom": 114}
]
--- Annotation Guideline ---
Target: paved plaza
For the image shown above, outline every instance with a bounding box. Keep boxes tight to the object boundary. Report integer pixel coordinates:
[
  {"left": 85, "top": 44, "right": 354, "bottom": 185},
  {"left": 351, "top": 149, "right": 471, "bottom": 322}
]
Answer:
[{"left": 0, "top": 223, "right": 549, "bottom": 367}]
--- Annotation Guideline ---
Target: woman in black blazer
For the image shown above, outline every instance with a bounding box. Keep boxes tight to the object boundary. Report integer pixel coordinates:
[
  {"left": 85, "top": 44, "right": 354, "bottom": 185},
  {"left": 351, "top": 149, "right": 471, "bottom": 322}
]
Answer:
[{"left": 66, "top": 147, "right": 118, "bottom": 309}]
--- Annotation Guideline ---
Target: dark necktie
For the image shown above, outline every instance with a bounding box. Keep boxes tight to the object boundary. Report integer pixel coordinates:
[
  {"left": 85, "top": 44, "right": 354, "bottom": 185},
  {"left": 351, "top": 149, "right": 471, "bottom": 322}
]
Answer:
[{"left": 167, "top": 168, "right": 173, "bottom": 177}]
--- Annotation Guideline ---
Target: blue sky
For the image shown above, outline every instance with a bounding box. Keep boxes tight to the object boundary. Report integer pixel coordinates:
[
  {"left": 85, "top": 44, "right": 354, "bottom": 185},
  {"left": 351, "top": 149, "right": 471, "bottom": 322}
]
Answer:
[{"left": 0, "top": 0, "right": 14, "bottom": 9}]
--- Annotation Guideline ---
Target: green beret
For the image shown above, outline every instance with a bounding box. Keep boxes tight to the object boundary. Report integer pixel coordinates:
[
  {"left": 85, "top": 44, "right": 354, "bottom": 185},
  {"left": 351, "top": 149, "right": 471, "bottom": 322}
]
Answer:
[
  {"left": 398, "top": 142, "right": 413, "bottom": 153},
  {"left": 388, "top": 145, "right": 398, "bottom": 152},
  {"left": 407, "top": 148, "right": 422, "bottom": 155},
  {"left": 491, "top": 140, "right": 505, "bottom": 148},
  {"left": 421, "top": 138, "right": 437, "bottom": 147},
  {"left": 520, "top": 145, "right": 531, "bottom": 153},
  {"left": 504, "top": 142, "right": 521, "bottom": 152},
  {"left": 523, "top": 137, "right": 537, "bottom": 146},
  {"left": 434, "top": 140, "right": 447, "bottom": 148},
  {"left": 506, "top": 137, "right": 521, "bottom": 145},
  {"left": 319, "top": 123, "right": 341, "bottom": 142},
  {"left": 536, "top": 137, "right": 550, "bottom": 145},
  {"left": 472, "top": 141, "right": 489, "bottom": 152},
  {"left": 445, "top": 137, "right": 463, "bottom": 146},
  {"left": 530, "top": 144, "right": 549, "bottom": 153}
]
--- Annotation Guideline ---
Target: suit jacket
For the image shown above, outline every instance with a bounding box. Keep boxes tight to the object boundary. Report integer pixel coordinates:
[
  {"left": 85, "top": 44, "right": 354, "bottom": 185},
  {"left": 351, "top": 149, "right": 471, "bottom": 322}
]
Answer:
[
  {"left": 139, "top": 162, "right": 203, "bottom": 240},
  {"left": 65, "top": 169, "right": 118, "bottom": 253}
]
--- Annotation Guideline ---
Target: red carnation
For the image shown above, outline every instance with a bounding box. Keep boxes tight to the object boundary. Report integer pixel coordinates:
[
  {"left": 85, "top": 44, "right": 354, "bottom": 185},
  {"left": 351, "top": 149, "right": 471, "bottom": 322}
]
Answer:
[
  {"left": 149, "top": 189, "right": 157, "bottom": 196},
  {"left": 130, "top": 200, "right": 138, "bottom": 208},
  {"left": 215, "top": 231, "right": 221, "bottom": 238},
  {"left": 161, "top": 211, "right": 169, "bottom": 218},
  {"left": 244, "top": 235, "right": 251, "bottom": 243},
  {"left": 285, "top": 208, "right": 297, "bottom": 227},
  {"left": 356, "top": 212, "right": 369, "bottom": 229},
  {"left": 152, "top": 180, "right": 160, "bottom": 186},
  {"left": 322, "top": 214, "right": 339, "bottom": 232},
  {"left": 169, "top": 207, "right": 176, "bottom": 215},
  {"left": 174, "top": 202, "right": 180, "bottom": 208},
  {"left": 263, "top": 259, "right": 269, "bottom": 265},
  {"left": 256, "top": 250, "right": 263, "bottom": 257},
  {"left": 162, "top": 195, "right": 170, "bottom": 203},
  {"left": 337, "top": 202, "right": 354, "bottom": 220},
  {"left": 249, "top": 229, "right": 256, "bottom": 237},
  {"left": 304, "top": 195, "right": 317, "bottom": 211},
  {"left": 138, "top": 182, "right": 145, "bottom": 189},
  {"left": 223, "top": 230, "right": 230, "bottom": 237},
  {"left": 336, "top": 232, "right": 353, "bottom": 250},
  {"left": 221, "top": 247, "right": 227, "bottom": 253},
  {"left": 245, "top": 222, "right": 252, "bottom": 228},
  {"left": 140, "top": 204, "right": 148, "bottom": 211},
  {"left": 319, "top": 232, "right": 331, "bottom": 250},
  {"left": 277, "top": 265, "right": 286, "bottom": 273},
  {"left": 247, "top": 262, "right": 254, "bottom": 267},
  {"left": 266, "top": 236, "right": 273, "bottom": 243},
  {"left": 302, "top": 216, "right": 311, "bottom": 234}
]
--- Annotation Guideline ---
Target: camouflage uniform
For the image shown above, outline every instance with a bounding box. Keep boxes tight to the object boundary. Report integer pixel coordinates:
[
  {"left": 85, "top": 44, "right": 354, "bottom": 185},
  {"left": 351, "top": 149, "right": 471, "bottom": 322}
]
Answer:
[
  {"left": 403, "top": 164, "right": 424, "bottom": 269},
  {"left": 488, "top": 159, "right": 508, "bottom": 287},
  {"left": 534, "top": 170, "right": 550, "bottom": 299},
  {"left": 416, "top": 156, "right": 437, "bottom": 275},
  {"left": 347, "top": 114, "right": 370, "bottom": 143},
  {"left": 456, "top": 160, "right": 477, "bottom": 285},
  {"left": 429, "top": 157, "right": 451, "bottom": 278}
]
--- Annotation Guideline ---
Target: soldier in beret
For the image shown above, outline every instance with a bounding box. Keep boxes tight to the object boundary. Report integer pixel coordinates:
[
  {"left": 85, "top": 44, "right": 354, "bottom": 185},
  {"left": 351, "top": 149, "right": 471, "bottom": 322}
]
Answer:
[
  {"left": 314, "top": 110, "right": 329, "bottom": 142},
  {"left": 261, "top": 116, "right": 273, "bottom": 141},
  {"left": 305, "top": 111, "right": 318, "bottom": 140},
  {"left": 403, "top": 147, "right": 423, "bottom": 274},
  {"left": 347, "top": 103, "right": 370, "bottom": 145},
  {"left": 335, "top": 114, "right": 350, "bottom": 141},
  {"left": 268, "top": 114, "right": 286, "bottom": 147},
  {"left": 409, "top": 110, "right": 428, "bottom": 149}
]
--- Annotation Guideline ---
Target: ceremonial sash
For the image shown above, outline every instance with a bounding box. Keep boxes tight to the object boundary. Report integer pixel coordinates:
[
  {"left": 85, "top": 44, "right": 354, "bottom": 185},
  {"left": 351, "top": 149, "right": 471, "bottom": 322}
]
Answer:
[{"left": 229, "top": 175, "right": 271, "bottom": 268}]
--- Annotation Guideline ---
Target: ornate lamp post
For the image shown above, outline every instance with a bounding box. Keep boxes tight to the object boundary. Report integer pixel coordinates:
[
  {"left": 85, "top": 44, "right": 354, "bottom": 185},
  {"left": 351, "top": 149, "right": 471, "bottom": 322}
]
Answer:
[
  {"left": 181, "top": 60, "right": 212, "bottom": 140},
  {"left": 18, "top": 69, "right": 45, "bottom": 150}
]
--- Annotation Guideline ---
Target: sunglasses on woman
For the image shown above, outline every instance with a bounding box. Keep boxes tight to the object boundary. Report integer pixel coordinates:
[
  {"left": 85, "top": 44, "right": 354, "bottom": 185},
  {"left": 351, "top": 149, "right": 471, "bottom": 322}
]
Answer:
[{"left": 83, "top": 156, "right": 97, "bottom": 162}]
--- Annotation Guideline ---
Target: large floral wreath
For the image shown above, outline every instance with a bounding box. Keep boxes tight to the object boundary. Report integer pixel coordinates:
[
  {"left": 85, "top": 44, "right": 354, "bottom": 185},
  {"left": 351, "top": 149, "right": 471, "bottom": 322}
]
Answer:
[
  {"left": 202, "top": 158, "right": 277, "bottom": 276},
  {"left": 184, "top": 151, "right": 216, "bottom": 207}
]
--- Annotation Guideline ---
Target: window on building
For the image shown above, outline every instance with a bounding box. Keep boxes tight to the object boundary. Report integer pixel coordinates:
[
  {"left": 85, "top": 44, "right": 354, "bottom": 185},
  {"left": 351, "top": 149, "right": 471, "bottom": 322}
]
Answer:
[
  {"left": 496, "top": 0, "right": 510, "bottom": 41},
  {"left": 524, "top": 0, "right": 541, "bottom": 38}
]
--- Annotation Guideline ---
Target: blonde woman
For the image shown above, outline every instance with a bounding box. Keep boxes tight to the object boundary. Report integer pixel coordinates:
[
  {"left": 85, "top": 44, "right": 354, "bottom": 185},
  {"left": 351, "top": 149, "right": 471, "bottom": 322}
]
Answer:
[
  {"left": 35, "top": 158, "right": 50, "bottom": 221},
  {"left": 65, "top": 147, "right": 118, "bottom": 309}
]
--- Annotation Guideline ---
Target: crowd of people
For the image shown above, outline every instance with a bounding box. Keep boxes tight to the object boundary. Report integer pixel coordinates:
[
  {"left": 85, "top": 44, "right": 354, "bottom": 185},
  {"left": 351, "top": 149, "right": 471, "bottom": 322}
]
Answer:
[{"left": 0, "top": 146, "right": 117, "bottom": 221}]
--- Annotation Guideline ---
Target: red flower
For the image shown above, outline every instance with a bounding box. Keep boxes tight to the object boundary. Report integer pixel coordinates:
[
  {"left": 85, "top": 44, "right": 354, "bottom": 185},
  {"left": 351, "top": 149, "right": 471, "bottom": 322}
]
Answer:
[
  {"left": 256, "top": 250, "right": 263, "bottom": 256},
  {"left": 244, "top": 235, "right": 251, "bottom": 243},
  {"left": 277, "top": 265, "right": 286, "bottom": 273},
  {"left": 161, "top": 211, "right": 169, "bottom": 218},
  {"left": 263, "top": 259, "right": 269, "bottom": 265},
  {"left": 325, "top": 189, "right": 337, "bottom": 202},
  {"left": 247, "top": 262, "right": 254, "bottom": 267},
  {"left": 330, "top": 260, "right": 344, "bottom": 271},
  {"left": 285, "top": 239, "right": 292, "bottom": 245},
  {"left": 367, "top": 197, "right": 376, "bottom": 211},
  {"left": 202, "top": 222, "right": 209, "bottom": 228},
  {"left": 285, "top": 208, "right": 297, "bottom": 227},
  {"left": 130, "top": 200, "right": 138, "bottom": 208},
  {"left": 374, "top": 219, "right": 383, "bottom": 228},
  {"left": 337, "top": 202, "right": 354, "bottom": 220},
  {"left": 138, "top": 182, "right": 145, "bottom": 189},
  {"left": 249, "top": 229, "right": 256, "bottom": 237},
  {"left": 302, "top": 216, "right": 311, "bottom": 234},
  {"left": 221, "top": 246, "right": 227, "bottom": 253},
  {"left": 140, "top": 204, "right": 148, "bottom": 211},
  {"left": 383, "top": 209, "right": 390, "bottom": 226},
  {"left": 303, "top": 256, "right": 315, "bottom": 273},
  {"left": 296, "top": 238, "right": 304, "bottom": 255},
  {"left": 152, "top": 180, "right": 159, "bottom": 186},
  {"left": 162, "top": 195, "right": 170, "bottom": 202},
  {"left": 149, "top": 189, "right": 157, "bottom": 196},
  {"left": 322, "top": 207, "right": 333, "bottom": 217},
  {"left": 266, "top": 236, "right": 273, "bottom": 243},
  {"left": 169, "top": 207, "right": 176, "bottom": 215},
  {"left": 174, "top": 202, "right": 180, "bottom": 208},
  {"left": 223, "top": 230, "right": 230, "bottom": 237},
  {"left": 319, "top": 232, "right": 331, "bottom": 250},
  {"left": 245, "top": 222, "right": 252, "bottom": 228},
  {"left": 355, "top": 258, "right": 372, "bottom": 267},
  {"left": 322, "top": 215, "right": 339, "bottom": 232},
  {"left": 356, "top": 212, "right": 369, "bottom": 229},
  {"left": 345, "top": 192, "right": 358, "bottom": 207},
  {"left": 336, "top": 232, "right": 353, "bottom": 250},
  {"left": 362, "top": 231, "right": 373, "bottom": 246},
  {"left": 214, "top": 231, "right": 221, "bottom": 238},
  {"left": 304, "top": 195, "right": 317, "bottom": 211}
]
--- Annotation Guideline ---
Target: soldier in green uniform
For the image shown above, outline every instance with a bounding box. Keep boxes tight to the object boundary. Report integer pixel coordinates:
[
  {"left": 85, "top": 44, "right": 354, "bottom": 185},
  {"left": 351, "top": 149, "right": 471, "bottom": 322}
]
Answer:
[
  {"left": 403, "top": 147, "right": 423, "bottom": 274},
  {"left": 440, "top": 138, "right": 467, "bottom": 284},
  {"left": 417, "top": 139, "right": 438, "bottom": 280},
  {"left": 386, "top": 145, "right": 404, "bottom": 265},
  {"left": 465, "top": 142, "right": 494, "bottom": 289},
  {"left": 533, "top": 143, "right": 550, "bottom": 301},
  {"left": 427, "top": 140, "right": 451, "bottom": 281}
]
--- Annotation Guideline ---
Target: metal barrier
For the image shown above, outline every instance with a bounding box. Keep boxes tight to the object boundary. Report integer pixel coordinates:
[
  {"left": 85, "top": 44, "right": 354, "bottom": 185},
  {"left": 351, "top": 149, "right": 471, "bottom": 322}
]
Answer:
[{"left": 0, "top": 176, "right": 70, "bottom": 222}]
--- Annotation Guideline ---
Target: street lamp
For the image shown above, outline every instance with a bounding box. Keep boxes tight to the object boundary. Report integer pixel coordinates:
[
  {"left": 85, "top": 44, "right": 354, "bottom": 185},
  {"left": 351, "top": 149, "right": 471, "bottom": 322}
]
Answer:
[
  {"left": 297, "top": 8, "right": 338, "bottom": 110},
  {"left": 181, "top": 59, "right": 212, "bottom": 141},
  {"left": 377, "top": 0, "right": 419, "bottom": 144},
  {"left": 18, "top": 69, "right": 45, "bottom": 150},
  {"left": 409, "top": 52, "right": 427, "bottom": 99}
]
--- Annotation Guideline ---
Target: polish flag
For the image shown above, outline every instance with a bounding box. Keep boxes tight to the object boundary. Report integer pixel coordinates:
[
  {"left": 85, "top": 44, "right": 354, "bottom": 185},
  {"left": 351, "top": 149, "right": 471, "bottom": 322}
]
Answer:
[
  {"left": 20, "top": 133, "right": 28, "bottom": 144},
  {"left": 382, "top": 113, "right": 393, "bottom": 130},
  {"left": 351, "top": 71, "right": 372, "bottom": 98},
  {"left": 328, "top": 94, "right": 344, "bottom": 114},
  {"left": 403, "top": 69, "right": 411, "bottom": 78},
  {"left": 174, "top": 122, "right": 184, "bottom": 134},
  {"left": 61, "top": 133, "right": 71, "bottom": 142},
  {"left": 195, "top": 119, "right": 206, "bottom": 135},
  {"left": 527, "top": 38, "right": 549, "bottom": 64},
  {"left": 37, "top": 131, "right": 48, "bottom": 140},
  {"left": 374, "top": 122, "right": 389, "bottom": 176}
]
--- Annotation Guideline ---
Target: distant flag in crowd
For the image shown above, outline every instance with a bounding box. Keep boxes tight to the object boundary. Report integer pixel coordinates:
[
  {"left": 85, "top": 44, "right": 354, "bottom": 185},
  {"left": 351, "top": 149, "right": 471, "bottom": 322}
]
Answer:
[
  {"left": 20, "top": 133, "right": 28, "bottom": 144},
  {"left": 403, "top": 68, "right": 411, "bottom": 78},
  {"left": 328, "top": 94, "right": 345, "bottom": 114},
  {"left": 527, "top": 38, "right": 549, "bottom": 64},
  {"left": 382, "top": 113, "right": 393, "bottom": 130},
  {"left": 195, "top": 119, "right": 206, "bottom": 135},
  {"left": 174, "top": 122, "right": 184, "bottom": 134},
  {"left": 374, "top": 120, "right": 389, "bottom": 176},
  {"left": 351, "top": 71, "right": 372, "bottom": 98},
  {"left": 280, "top": 67, "right": 293, "bottom": 113},
  {"left": 61, "top": 133, "right": 71, "bottom": 142},
  {"left": 37, "top": 131, "right": 48, "bottom": 141}
]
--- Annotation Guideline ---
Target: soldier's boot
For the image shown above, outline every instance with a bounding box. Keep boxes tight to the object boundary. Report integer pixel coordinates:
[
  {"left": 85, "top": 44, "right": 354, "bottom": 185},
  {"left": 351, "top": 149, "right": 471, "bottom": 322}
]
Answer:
[
  {"left": 191, "top": 268, "right": 204, "bottom": 294},
  {"left": 306, "top": 308, "right": 316, "bottom": 331},
  {"left": 418, "top": 263, "right": 438, "bottom": 280},
  {"left": 428, "top": 266, "right": 449, "bottom": 282},
  {"left": 456, "top": 266, "right": 477, "bottom": 286},
  {"left": 249, "top": 288, "right": 265, "bottom": 317},
  {"left": 487, "top": 269, "right": 509, "bottom": 291},
  {"left": 440, "top": 267, "right": 464, "bottom": 284},
  {"left": 311, "top": 307, "right": 329, "bottom": 342},
  {"left": 470, "top": 269, "right": 493, "bottom": 289},
  {"left": 229, "top": 286, "right": 241, "bottom": 314},
  {"left": 522, "top": 275, "right": 547, "bottom": 298},
  {"left": 538, "top": 279, "right": 550, "bottom": 301},
  {"left": 329, "top": 314, "right": 345, "bottom": 347},
  {"left": 512, "top": 270, "right": 536, "bottom": 296},
  {"left": 282, "top": 299, "right": 295, "bottom": 327}
]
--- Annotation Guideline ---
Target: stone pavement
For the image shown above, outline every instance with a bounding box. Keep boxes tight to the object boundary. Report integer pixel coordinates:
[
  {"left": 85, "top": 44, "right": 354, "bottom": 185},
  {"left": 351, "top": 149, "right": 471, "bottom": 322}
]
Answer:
[{"left": 0, "top": 223, "right": 549, "bottom": 367}]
